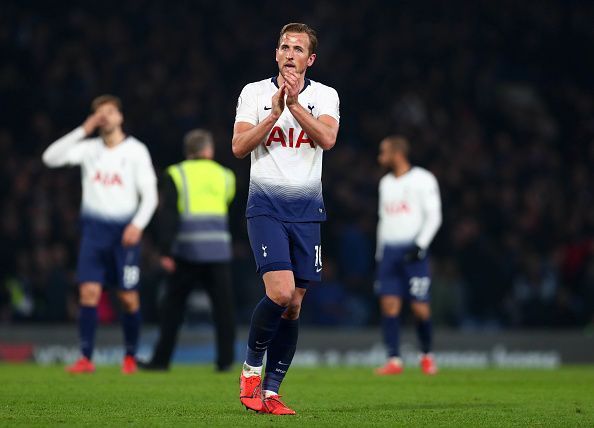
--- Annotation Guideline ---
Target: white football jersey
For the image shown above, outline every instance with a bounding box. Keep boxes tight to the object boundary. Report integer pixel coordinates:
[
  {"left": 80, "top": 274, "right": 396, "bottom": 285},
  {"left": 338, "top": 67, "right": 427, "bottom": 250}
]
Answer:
[
  {"left": 42, "top": 127, "right": 158, "bottom": 228},
  {"left": 235, "top": 77, "right": 340, "bottom": 221},
  {"left": 377, "top": 167, "right": 442, "bottom": 257}
]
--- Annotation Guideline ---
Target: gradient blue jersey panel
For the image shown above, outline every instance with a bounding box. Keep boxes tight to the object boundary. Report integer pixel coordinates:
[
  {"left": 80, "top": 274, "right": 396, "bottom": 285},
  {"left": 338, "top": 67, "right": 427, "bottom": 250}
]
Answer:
[{"left": 246, "top": 180, "right": 326, "bottom": 222}]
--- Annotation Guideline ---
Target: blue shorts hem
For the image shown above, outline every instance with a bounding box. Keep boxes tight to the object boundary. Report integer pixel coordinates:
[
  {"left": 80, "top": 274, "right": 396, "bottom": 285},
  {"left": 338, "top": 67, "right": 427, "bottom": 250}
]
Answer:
[
  {"left": 258, "top": 262, "right": 293, "bottom": 276},
  {"left": 77, "top": 277, "right": 104, "bottom": 286}
]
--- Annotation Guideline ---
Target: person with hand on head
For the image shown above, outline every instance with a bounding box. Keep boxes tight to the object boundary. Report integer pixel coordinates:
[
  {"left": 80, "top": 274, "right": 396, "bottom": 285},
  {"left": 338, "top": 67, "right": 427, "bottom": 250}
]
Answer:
[{"left": 42, "top": 94, "right": 158, "bottom": 375}]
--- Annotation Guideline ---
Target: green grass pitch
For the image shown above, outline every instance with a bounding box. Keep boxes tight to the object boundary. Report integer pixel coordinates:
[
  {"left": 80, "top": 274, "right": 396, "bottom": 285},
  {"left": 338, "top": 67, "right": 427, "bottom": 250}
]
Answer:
[{"left": 1, "top": 364, "right": 593, "bottom": 427}]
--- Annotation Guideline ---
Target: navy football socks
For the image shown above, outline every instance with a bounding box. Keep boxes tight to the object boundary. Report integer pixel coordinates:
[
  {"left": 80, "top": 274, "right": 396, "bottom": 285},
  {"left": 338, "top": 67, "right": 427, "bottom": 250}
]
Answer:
[
  {"left": 79, "top": 305, "right": 98, "bottom": 359},
  {"left": 263, "top": 317, "right": 299, "bottom": 394},
  {"left": 416, "top": 319, "right": 433, "bottom": 354},
  {"left": 382, "top": 315, "right": 401, "bottom": 358},
  {"left": 245, "top": 295, "right": 287, "bottom": 367},
  {"left": 122, "top": 311, "right": 141, "bottom": 357}
]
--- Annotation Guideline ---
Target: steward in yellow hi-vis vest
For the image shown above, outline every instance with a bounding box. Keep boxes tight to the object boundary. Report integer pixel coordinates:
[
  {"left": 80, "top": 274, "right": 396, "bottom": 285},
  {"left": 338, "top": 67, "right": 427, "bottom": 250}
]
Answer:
[
  {"left": 145, "top": 129, "right": 236, "bottom": 372},
  {"left": 167, "top": 156, "right": 235, "bottom": 262}
]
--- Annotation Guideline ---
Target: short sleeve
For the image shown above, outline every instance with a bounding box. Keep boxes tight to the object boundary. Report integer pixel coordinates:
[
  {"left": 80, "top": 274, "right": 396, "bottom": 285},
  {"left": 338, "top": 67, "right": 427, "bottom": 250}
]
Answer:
[
  {"left": 317, "top": 86, "right": 340, "bottom": 123},
  {"left": 235, "top": 84, "right": 258, "bottom": 125}
]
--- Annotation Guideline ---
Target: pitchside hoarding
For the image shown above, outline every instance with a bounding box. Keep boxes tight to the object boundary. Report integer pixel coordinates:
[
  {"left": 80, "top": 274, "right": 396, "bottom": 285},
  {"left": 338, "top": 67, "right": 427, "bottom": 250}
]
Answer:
[{"left": 1, "top": 326, "right": 592, "bottom": 367}]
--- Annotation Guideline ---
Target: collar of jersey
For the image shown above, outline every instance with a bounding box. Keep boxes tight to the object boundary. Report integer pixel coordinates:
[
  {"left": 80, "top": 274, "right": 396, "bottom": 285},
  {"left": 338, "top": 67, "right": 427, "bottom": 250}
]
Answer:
[{"left": 271, "top": 76, "right": 311, "bottom": 94}]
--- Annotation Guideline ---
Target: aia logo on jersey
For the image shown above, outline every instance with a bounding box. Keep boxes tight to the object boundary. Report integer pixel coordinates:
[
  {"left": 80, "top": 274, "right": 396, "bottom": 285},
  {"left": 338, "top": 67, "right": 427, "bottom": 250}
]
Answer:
[
  {"left": 384, "top": 201, "right": 411, "bottom": 215},
  {"left": 266, "top": 126, "right": 315, "bottom": 148},
  {"left": 93, "top": 170, "right": 123, "bottom": 186}
]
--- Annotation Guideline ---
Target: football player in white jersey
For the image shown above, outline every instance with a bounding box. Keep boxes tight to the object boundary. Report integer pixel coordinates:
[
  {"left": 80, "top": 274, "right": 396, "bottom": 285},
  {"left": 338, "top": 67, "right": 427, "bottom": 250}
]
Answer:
[
  {"left": 233, "top": 23, "right": 340, "bottom": 415},
  {"left": 42, "top": 95, "right": 158, "bottom": 374},
  {"left": 374, "top": 135, "right": 442, "bottom": 376}
]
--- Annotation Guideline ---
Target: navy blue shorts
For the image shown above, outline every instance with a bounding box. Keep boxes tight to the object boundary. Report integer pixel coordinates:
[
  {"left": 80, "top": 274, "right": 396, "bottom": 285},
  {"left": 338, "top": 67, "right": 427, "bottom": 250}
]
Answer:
[
  {"left": 247, "top": 215, "right": 322, "bottom": 284},
  {"left": 375, "top": 244, "right": 431, "bottom": 301},
  {"left": 77, "top": 218, "right": 141, "bottom": 290}
]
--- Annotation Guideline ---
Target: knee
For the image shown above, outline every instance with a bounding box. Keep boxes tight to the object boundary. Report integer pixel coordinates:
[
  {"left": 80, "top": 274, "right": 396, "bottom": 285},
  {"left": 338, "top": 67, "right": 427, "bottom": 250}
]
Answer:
[
  {"left": 79, "top": 284, "right": 101, "bottom": 306},
  {"left": 118, "top": 292, "right": 140, "bottom": 313},
  {"left": 267, "top": 288, "right": 294, "bottom": 307},
  {"left": 413, "top": 304, "right": 431, "bottom": 321},
  {"left": 283, "top": 302, "right": 301, "bottom": 320},
  {"left": 380, "top": 297, "right": 401, "bottom": 317},
  {"left": 269, "top": 291, "right": 293, "bottom": 307}
]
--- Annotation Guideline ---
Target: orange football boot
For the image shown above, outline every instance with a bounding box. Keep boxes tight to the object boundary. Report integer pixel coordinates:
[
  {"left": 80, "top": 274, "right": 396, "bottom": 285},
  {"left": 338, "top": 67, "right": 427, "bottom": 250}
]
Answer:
[
  {"left": 375, "top": 358, "right": 404, "bottom": 375},
  {"left": 122, "top": 355, "right": 138, "bottom": 374},
  {"left": 420, "top": 354, "right": 438, "bottom": 375},
  {"left": 239, "top": 372, "right": 263, "bottom": 412},
  {"left": 66, "top": 357, "right": 95, "bottom": 374},
  {"left": 261, "top": 394, "right": 296, "bottom": 415}
]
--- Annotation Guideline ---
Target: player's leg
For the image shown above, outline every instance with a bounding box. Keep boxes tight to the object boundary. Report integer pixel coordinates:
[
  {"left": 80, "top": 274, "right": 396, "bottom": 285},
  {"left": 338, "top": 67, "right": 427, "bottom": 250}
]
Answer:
[
  {"left": 116, "top": 289, "right": 140, "bottom": 373},
  {"left": 241, "top": 216, "right": 292, "bottom": 411},
  {"left": 258, "top": 222, "right": 321, "bottom": 415},
  {"left": 67, "top": 281, "right": 102, "bottom": 373},
  {"left": 406, "top": 253, "right": 437, "bottom": 375},
  {"left": 202, "top": 262, "right": 236, "bottom": 371},
  {"left": 114, "top": 244, "right": 142, "bottom": 374},
  {"left": 376, "top": 295, "right": 405, "bottom": 375},
  {"left": 263, "top": 286, "right": 305, "bottom": 393},
  {"left": 144, "top": 260, "right": 195, "bottom": 370},
  {"left": 375, "top": 246, "right": 406, "bottom": 375},
  {"left": 68, "top": 233, "right": 105, "bottom": 373},
  {"left": 411, "top": 300, "right": 437, "bottom": 374},
  {"left": 245, "top": 272, "right": 294, "bottom": 369}
]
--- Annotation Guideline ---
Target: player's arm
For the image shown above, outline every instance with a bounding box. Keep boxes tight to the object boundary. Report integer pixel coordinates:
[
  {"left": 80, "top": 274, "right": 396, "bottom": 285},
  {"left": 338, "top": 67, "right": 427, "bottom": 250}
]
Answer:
[
  {"left": 284, "top": 71, "right": 339, "bottom": 150},
  {"left": 415, "top": 175, "right": 442, "bottom": 250},
  {"left": 232, "top": 85, "right": 286, "bottom": 159},
  {"left": 123, "top": 146, "right": 158, "bottom": 246},
  {"left": 41, "top": 113, "right": 103, "bottom": 167}
]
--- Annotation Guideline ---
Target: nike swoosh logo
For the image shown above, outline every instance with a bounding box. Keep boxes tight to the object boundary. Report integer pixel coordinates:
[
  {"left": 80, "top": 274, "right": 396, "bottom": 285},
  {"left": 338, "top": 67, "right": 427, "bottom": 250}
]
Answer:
[
  {"left": 255, "top": 340, "right": 271, "bottom": 345},
  {"left": 278, "top": 361, "right": 289, "bottom": 366},
  {"left": 316, "top": 268, "right": 322, "bottom": 273},
  {"left": 264, "top": 106, "right": 271, "bottom": 110}
]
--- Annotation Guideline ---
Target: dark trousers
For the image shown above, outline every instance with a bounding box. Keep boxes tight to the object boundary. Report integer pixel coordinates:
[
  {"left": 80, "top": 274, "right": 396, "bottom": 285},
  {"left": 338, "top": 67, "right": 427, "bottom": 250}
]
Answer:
[{"left": 151, "top": 259, "right": 236, "bottom": 369}]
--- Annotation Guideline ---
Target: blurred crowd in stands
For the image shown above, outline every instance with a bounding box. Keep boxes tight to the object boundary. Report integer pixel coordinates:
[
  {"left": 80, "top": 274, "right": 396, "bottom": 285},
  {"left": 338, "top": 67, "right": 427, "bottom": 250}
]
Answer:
[{"left": 1, "top": 0, "right": 593, "bottom": 329}]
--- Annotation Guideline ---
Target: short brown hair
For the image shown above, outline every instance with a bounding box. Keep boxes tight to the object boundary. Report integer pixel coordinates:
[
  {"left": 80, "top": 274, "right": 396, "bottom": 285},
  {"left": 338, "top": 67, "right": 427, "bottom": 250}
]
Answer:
[
  {"left": 278, "top": 23, "right": 318, "bottom": 55},
  {"left": 383, "top": 135, "right": 410, "bottom": 156},
  {"left": 91, "top": 94, "right": 122, "bottom": 112},
  {"left": 184, "top": 129, "right": 214, "bottom": 158}
]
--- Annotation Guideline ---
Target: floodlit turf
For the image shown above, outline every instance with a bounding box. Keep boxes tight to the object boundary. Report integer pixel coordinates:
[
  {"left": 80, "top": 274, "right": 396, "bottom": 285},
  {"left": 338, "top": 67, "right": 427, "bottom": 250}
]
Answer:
[{"left": 1, "top": 364, "right": 593, "bottom": 427}]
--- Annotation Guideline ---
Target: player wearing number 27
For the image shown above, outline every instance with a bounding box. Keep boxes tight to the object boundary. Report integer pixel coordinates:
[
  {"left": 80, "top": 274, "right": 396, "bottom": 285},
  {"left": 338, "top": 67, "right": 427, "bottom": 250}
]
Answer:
[
  {"left": 42, "top": 95, "right": 158, "bottom": 374},
  {"left": 375, "top": 136, "right": 442, "bottom": 376},
  {"left": 233, "top": 23, "right": 339, "bottom": 415}
]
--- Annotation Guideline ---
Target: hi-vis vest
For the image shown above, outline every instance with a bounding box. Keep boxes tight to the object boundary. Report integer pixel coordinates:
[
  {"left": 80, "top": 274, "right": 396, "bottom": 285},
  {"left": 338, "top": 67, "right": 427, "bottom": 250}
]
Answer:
[{"left": 167, "top": 159, "right": 235, "bottom": 262}]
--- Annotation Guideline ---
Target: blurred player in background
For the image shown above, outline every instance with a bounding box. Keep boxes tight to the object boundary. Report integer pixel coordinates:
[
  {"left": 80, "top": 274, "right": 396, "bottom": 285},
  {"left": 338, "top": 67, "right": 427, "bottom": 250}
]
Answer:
[
  {"left": 42, "top": 95, "right": 158, "bottom": 374},
  {"left": 233, "top": 23, "right": 339, "bottom": 415},
  {"left": 374, "top": 135, "right": 442, "bottom": 375},
  {"left": 140, "top": 129, "right": 236, "bottom": 372}
]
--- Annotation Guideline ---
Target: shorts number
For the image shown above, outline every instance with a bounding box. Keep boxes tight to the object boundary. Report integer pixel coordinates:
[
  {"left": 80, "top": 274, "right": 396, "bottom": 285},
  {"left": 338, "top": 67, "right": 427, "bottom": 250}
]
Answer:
[
  {"left": 314, "top": 245, "right": 322, "bottom": 269},
  {"left": 409, "top": 277, "right": 430, "bottom": 298},
  {"left": 123, "top": 266, "right": 140, "bottom": 289}
]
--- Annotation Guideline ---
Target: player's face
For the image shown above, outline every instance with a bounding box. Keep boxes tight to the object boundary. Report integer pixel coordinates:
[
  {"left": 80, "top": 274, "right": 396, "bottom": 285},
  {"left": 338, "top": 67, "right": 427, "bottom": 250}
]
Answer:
[
  {"left": 95, "top": 102, "right": 123, "bottom": 134},
  {"left": 276, "top": 32, "right": 316, "bottom": 76},
  {"left": 378, "top": 140, "right": 396, "bottom": 168}
]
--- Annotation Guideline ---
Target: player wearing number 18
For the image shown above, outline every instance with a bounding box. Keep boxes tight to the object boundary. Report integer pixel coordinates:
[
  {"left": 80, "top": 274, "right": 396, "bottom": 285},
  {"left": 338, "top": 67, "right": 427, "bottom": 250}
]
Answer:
[
  {"left": 42, "top": 95, "right": 158, "bottom": 374},
  {"left": 374, "top": 136, "right": 442, "bottom": 376}
]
